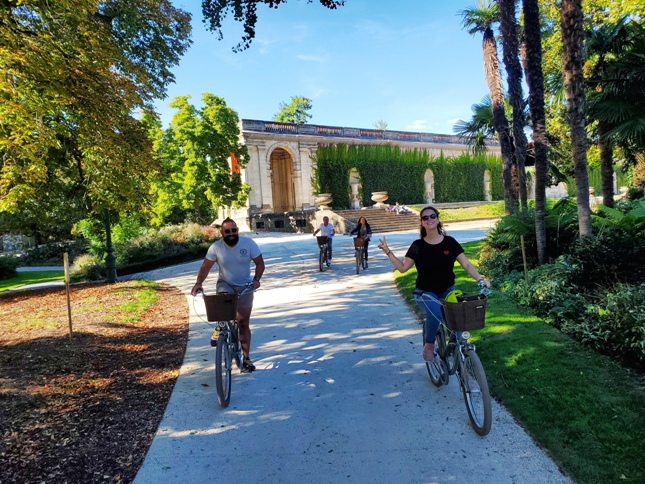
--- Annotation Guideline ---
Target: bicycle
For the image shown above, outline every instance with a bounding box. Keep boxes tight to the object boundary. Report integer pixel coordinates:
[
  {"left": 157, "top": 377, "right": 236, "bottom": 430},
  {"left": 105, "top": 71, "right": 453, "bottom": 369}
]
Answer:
[
  {"left": 353, "top": 236, "right": 368, "bottom": 274},
  {"left": 415, "top": 282, "right": 493, "bottom": 436},
  {"left": 316, "top": 235, "right": 331, "bottom": 271},
  {"left": 195, "top": 284, "right": 254, "bottom": 408}
]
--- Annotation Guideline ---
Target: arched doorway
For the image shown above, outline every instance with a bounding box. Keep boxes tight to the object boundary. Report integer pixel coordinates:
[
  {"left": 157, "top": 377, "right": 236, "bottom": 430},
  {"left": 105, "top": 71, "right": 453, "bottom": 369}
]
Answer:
[{"left": 270, "top": 148, "right": 295, "bottom": 212}]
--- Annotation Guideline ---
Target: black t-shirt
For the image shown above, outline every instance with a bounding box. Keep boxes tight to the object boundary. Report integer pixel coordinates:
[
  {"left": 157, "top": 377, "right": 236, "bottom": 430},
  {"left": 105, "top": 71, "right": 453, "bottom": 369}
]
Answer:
[{"left": 405, "top": 236, "right": 465, "bottom": 294}]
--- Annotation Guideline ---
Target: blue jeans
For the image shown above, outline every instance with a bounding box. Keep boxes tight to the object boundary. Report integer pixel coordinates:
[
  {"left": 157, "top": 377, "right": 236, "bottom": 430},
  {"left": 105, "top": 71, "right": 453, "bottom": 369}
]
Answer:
[{"left": 414, "top": 286, "right": 454, "bottom": 345}]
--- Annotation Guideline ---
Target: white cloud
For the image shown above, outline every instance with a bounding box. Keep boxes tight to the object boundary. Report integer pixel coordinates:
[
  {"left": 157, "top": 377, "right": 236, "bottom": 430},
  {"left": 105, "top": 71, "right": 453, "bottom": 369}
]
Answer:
[{"left": 407, "top": 119, "right": 429, "bottom": 131}]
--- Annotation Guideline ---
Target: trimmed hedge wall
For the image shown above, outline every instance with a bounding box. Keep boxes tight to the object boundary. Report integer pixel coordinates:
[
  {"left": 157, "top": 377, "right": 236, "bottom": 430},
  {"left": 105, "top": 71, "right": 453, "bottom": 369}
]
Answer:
[{"left": 314, "top": 144, "right": 503, "bottom": 208}]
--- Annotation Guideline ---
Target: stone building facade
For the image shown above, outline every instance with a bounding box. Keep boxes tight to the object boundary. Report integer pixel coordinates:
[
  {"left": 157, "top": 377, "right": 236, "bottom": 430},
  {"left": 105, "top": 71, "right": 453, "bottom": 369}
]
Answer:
[{"left": 223, "top": 119, "right": 500, "bottom": 231}]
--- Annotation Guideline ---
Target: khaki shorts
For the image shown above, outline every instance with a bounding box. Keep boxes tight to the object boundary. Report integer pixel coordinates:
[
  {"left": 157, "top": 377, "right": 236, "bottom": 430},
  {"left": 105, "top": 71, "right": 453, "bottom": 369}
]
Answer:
[{"left": 216, "top": 281, "right": 254, "bottom": 309}]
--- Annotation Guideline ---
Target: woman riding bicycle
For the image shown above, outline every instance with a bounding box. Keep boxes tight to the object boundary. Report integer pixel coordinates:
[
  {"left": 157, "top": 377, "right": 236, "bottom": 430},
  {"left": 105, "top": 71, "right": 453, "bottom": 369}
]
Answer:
[
  {"left": 350, "top": 216, "right": 372, "bottom": 267},
  {"left": 378, "top": 206, "right": 490, "bottom": 362}
]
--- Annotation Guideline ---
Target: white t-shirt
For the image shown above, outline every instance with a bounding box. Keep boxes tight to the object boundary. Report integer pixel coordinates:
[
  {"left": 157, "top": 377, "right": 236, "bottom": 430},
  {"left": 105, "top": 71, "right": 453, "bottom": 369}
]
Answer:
[
  {"left": 205, "top": 236, "right": 262, "bottom": 286},
  {"left": 318, "top": 222, "right": 335, "bottom": 237}
]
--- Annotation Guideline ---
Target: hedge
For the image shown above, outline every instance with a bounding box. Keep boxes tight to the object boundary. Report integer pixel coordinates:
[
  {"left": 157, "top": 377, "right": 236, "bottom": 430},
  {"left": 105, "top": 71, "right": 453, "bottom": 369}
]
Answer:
[{"left": 314, "top": 144, "right": 503, "bottom": 209}]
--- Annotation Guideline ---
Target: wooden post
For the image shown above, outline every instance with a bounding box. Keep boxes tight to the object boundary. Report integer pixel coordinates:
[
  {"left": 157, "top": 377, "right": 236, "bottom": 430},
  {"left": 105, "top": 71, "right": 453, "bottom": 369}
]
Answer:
[
  {"left": 64, "top": 252, "right": 73, "bottom": 339},
  {"left": 520, "top": 235, "right": 529, "bottom": 284}
]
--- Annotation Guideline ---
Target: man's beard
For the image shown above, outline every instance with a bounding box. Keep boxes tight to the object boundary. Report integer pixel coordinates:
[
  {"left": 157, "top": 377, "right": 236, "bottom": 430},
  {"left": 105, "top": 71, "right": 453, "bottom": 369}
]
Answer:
[{"left": 224, "top": 234, "right": 239, "bottom": 246}]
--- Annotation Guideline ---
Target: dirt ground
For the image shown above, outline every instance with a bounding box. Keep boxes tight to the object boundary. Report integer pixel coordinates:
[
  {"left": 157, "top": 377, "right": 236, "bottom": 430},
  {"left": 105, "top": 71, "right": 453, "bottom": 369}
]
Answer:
[{"left": 0, "top": 281, "right": 189, "bottom": 483}]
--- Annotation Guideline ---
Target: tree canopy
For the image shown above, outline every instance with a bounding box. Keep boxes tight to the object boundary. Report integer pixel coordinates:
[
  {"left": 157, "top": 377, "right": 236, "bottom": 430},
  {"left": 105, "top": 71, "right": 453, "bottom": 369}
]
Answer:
[
  {"left": 201, "top": 0, "right": 345, "bottom": 52},
  {"left": 147, "top": 94, "right": 250, "bottom": 226},
  {"left": 273, "top": 96, "right": 313, "bottom": 124},
  {"left": 0, "top": 0, "right": 192, "bottom": 236}
]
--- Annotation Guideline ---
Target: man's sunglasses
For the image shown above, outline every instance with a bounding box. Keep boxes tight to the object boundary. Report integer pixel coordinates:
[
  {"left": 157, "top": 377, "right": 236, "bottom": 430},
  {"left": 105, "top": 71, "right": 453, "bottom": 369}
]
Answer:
[
  {"left": 421, "top": 214, "right": 438, "bottom": 221},
  {"left": 223, "top": 227, "right": 238, "bottom": 234}
]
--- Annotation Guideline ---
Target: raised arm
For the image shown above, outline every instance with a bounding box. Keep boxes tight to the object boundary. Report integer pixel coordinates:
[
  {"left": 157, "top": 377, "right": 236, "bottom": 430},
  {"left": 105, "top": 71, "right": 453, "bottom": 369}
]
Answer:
[{"left": 378, "top": 236, "right": 415, "bottom": 273}]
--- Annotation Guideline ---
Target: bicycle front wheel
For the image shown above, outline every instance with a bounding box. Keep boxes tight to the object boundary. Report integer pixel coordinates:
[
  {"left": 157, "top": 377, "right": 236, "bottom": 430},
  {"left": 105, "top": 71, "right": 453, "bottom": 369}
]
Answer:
[
  {"left": 423, "top": 325, "right": 447, "bottom": 386},
  {"left": 355, "top": 250, "right": 361, "bottom": 274},
  {"left": 461, "top": 350, "right": 492, "bottom": 436},
  {"left": 319, "top": 248, "right": 325, "bottom": 272},
  {"left": 215, "top": 333, "right": 232, "bottom": 407}
]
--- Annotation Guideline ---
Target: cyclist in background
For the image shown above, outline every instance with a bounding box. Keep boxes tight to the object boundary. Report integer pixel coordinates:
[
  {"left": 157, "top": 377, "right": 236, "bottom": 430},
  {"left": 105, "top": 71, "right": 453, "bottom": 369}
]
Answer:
[
  {"left": 313, "top": 215, "right": 335, "bottom": 261},
  {"left": 350, "top": 216, "right": 373, "bottom": 268},
  {"left": 191, "top": 218, "right": 265, "bottom": 373},
  {"left": 377, "top": 206, "right": 489, "bottom": 362}
]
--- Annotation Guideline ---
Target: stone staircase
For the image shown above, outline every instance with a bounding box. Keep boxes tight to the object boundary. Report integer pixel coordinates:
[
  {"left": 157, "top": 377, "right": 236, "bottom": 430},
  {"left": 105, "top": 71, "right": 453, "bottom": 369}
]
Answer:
[{"left": 333, "top": 208, "right": 419, "bottom": 234}]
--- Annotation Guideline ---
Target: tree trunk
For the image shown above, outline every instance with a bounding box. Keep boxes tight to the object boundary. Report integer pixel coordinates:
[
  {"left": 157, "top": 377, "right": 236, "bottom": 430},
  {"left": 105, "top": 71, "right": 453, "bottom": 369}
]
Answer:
[
  {"left": 561, "top": 0, "right": 592, "bottom": 236},
  {"left": 598, "top": 121, "right": 615, "bottom": 208},
  {"left": 522, "top": 0, "right": 548, "bottom": 264},
  {"left": 498, "top": 0, "right": 528, "bottom": 210},
  {"left": 482, "top": 26, "right": 517, "bottom": 214}
]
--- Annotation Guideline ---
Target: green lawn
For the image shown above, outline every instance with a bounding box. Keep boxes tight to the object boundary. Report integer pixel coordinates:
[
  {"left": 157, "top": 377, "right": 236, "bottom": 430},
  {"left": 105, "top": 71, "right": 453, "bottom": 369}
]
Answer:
[
  {"left": 0, "top": 270, "right": 65, "bottom": 292},
  {"left": 396, "top": 240, "right": 645, "bottom": 484}
]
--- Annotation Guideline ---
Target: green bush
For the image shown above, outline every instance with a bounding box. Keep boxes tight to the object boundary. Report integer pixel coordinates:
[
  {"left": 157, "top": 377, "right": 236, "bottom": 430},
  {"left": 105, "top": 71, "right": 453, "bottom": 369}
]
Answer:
[
  {"left": 70, "top": 254, "right": 105, "bottom": 282},
  {"left": 0, "top": 256, "right": 19, "bottom": 280},
  {"left": 21, "top": 240, "right": 88, "bottom": 266},
  {"left": 562, "top": 284, "right": 645, "bottom": 370}
]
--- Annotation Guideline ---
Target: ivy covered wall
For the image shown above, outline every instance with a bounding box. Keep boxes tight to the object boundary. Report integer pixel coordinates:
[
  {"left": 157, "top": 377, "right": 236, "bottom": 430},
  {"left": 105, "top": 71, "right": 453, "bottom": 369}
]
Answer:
[{"left": 313, "top": 144, "right": 503, "bottom": 209}]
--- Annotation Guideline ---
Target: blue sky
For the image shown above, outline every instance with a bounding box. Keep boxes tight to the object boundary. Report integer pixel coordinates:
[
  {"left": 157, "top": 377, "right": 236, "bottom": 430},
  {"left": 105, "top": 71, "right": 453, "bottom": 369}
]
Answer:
[{"left": 157, "top": 0, "right": 491, "bottom": 135}]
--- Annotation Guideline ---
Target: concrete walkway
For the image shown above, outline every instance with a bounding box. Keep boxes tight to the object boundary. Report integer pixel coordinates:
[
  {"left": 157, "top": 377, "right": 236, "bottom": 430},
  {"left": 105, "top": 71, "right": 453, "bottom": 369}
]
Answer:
[{"left": 130, "top": 221, "right": 570, "bottom": 484}]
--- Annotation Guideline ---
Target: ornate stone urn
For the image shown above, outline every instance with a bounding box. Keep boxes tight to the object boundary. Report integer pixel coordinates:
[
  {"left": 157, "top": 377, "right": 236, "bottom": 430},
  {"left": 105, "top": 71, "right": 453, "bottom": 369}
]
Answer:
[
  {"left": 314, "top": 193, "right": 333, "bottom": 210},
  {"left": 371, "top": 191, "right": 388, "bottom": 208}
]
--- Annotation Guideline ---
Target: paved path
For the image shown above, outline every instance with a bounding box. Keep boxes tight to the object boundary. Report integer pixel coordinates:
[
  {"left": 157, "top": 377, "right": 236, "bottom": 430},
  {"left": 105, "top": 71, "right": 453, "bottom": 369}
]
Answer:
[{"left": 127, "top": 222, "right": 570, "bottom": 483}]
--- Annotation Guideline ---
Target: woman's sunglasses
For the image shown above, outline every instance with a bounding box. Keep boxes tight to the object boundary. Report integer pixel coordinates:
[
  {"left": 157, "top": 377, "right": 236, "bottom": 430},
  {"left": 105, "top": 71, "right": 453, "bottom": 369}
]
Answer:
[
  {"left": 223, "top": 227, "right": 238, "bottom": 234},
  {"left": 421, "top": 214, "right": 438, "bottom": 221}
]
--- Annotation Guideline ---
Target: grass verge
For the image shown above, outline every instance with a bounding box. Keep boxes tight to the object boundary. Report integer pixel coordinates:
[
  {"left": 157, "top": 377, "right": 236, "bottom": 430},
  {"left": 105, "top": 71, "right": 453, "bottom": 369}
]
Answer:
[
  {"left": 395, "top": 240, "right": 645, "bottom": 484},
  {"left": 0, "top": 270, "right": 64, "bottom": 292}
]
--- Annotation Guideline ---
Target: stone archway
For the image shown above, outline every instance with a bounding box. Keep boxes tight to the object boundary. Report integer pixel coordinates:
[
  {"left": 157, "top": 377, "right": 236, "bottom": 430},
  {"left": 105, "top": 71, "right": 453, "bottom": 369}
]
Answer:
[
  {"left": 349, "top": 168, "right": 361, "bottom": 209},
  {"left": 424, "top": 169, "right": 435, "bottom": 204},
  {"left": 270, "top": 147, "right": 295, "bottom": 212}
]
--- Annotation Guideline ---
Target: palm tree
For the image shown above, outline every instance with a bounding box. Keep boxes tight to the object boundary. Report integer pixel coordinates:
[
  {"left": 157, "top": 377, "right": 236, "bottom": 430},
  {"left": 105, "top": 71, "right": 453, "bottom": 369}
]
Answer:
[
  {"left": 453, "top": 95, "right": 497, "bottom": 155},
  {"left": 522, "top": 0, "right": 549, "bottom": 264},
  {"left": 461, "top": 0, "right": 518, "bottom": 214},
  {"left": 561, "top": 0, "right": 592, "bottom": 236},
  {"left": 497, "top": 0, "right": 529, "bottom": 210},
  {"left": 587, "top": 18, "right": 645, "bottom": 207}
]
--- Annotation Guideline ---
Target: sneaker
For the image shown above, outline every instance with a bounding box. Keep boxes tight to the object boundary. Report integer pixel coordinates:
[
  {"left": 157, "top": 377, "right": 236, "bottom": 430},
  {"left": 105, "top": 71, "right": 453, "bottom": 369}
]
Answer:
[
  {"left": 242, "top": 357, "right": 256, "bottom": 373},
  {"left": 210, "top": 329, "right": 219, "bottom": 347},
  {"left": 422, "top": 343, "right": 435, "bottom": 362}
]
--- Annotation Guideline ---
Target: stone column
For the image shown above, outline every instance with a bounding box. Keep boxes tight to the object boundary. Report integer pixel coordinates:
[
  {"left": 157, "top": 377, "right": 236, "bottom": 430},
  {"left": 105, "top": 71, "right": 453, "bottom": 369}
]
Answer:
[{"left": 299, "top": 143, "right": 318, "bottom": 209}]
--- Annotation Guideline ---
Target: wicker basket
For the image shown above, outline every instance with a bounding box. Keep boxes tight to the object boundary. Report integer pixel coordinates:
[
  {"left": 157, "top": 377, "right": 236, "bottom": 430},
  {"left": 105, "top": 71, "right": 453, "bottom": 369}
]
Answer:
[
  {"left": 441, "top": 294, "right": 487, "bottom": 332},
  {"left": 203, "top": 293, "right": 238, "bottom": 322},
  {"left": 316, "top": 236, "right": 328, "bottom": 246},
  {"left": 353, "top": 237, "right": 365, "bottom": 248}
]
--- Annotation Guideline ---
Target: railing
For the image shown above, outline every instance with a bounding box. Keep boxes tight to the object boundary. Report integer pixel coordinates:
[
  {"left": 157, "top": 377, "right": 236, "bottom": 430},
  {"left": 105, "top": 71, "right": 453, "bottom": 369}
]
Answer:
[{"left": 241, "top": 119, "right": 499, "bottom": 146}]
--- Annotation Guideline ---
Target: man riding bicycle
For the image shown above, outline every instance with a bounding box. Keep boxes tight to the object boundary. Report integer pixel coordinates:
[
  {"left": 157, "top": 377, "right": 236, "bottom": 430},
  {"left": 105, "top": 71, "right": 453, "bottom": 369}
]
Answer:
[
  {"left": 313, "top": 215, "right": 335, "bottom": 261},
  {"left": 191, "top": 218, "right": 265, "bottom": 373}
]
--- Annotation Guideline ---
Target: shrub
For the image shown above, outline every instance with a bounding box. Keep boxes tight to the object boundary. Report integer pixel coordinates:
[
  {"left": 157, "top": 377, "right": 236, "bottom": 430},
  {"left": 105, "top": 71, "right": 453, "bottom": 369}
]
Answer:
[
  {"left": 70, "top": 254, "right": 105, "bottom": 282},
  {"left": 21, "top": 240, "right": 88, "bottom": 266},
  {"left": 0, "top": 255, "right": 19, "bottom": 280},
  {"left": 562, "top": 284, "right": 645, "bottom": 370}
]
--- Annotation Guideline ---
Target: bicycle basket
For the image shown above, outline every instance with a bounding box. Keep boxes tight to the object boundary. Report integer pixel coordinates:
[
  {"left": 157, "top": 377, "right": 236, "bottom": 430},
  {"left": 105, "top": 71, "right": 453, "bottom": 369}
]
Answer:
[
  {"left": 203, "top": 293, "right": 238, "bottom": 322},
  {"left": 353, "top": 237, "right": 365, "bottom": 248},
  {"left": 316, "top": 236, "right": 328, "bottom": 246},
  {"left": 440, "top": 294, "right": 487, "bottom": 331}
]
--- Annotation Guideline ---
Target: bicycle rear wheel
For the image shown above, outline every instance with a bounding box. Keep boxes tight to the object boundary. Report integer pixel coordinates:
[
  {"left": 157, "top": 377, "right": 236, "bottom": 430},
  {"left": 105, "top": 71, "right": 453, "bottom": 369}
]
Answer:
[
  {"left": 461, "top": 350, "right": 492, "bottom": 436},
  {"left": 215, "top": 333, "right": 232, "bottom": 407}
]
